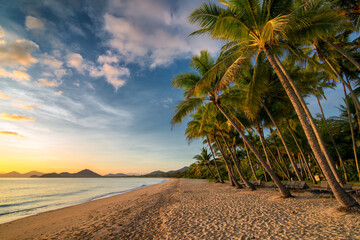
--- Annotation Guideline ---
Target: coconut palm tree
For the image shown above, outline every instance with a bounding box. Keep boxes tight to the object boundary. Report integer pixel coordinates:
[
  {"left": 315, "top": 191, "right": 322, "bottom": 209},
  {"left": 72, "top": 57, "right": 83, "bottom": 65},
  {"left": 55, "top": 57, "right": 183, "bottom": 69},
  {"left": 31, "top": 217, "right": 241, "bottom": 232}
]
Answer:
[
  {"left": 188, "top": 0, "right": 359, "bottom": 208},
  {"left": 193, "top": 147, "right": 218, "bottom": 181},
  {"left": 172, "top": 50, "right": 291, "bottom": 197}
]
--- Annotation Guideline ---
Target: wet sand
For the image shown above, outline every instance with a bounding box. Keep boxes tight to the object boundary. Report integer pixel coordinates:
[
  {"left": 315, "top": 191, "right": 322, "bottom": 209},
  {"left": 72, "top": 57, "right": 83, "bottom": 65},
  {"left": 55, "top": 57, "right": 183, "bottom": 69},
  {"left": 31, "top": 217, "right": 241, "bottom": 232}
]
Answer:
[{"left": 1, "top": 178, "right": 360, "bottom": 239}]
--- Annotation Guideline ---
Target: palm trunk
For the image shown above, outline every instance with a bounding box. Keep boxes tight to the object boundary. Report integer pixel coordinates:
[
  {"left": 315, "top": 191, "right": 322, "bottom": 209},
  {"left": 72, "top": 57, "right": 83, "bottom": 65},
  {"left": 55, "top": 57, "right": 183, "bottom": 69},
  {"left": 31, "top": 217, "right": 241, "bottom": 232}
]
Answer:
[
  {"left": 273, "top": 53, "right": 345, "bottom": 186},
  {"left": 255, "top": 125, "right": 273, "bottom": 168},
  {"left": 206, "top": 163, "right": 217, "bottom": 181},
  {"left": 316, "top": 95, "right": 348, "bottom": 182},
  {"left": 266, "top": 144, "right": 290, "bottom": 181},
  {"left": 277, "top": 147, "right": 291, "bottom": 179},
  {"left": 264, "top": 47, "right": 358, "bottom": 207},
  {"left": 344, "top": 73, "right": 360, "bottom": 134},
  {"left": 219, "top": 130, "right": 255, "bottom": 190},
  {"left": 301, "top": 152, "right": 316, "bottom": 184},
  {"left": 342, "top": 83, "right": 360, "bottom": 181},
  {"left": 269, "top": 129, "right": 292, "bottom": 179},
  {"left": 286, "top": 120, "right": 316, "bottom": 183},
  {"left": 316, "top": 45, "right": 360, "bottom": 130},
  {"left": 214, "top": 136, "right": 242, "bottom": 188},
  {"left": 298, "top": 153, "right": 309, "bottom": 180},
  {"left": 323, "top": 38, "right": 360, "bottom": 72},
  {"left": 244, "top": 142, "right": 258, "bottom": 181},
  {"left": 207, "top": 136, "right": 224, "bottom": 183},
  {"left": 214, "top": 102, "right": 291, "bottom": 197},
  {"left": 311, "top": 153, "right": 324, "bottom": 180},
  {"left": 263, "top": 104, "right": 302, "bottom": 180}
]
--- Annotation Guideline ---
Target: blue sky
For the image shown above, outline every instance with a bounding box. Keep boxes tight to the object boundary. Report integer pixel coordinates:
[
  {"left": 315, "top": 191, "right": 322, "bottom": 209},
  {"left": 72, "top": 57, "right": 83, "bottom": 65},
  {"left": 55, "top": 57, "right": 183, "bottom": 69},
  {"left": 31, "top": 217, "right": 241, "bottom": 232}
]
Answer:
[{"left": 0, "top": 0, "right": 346, "bottom": 174}]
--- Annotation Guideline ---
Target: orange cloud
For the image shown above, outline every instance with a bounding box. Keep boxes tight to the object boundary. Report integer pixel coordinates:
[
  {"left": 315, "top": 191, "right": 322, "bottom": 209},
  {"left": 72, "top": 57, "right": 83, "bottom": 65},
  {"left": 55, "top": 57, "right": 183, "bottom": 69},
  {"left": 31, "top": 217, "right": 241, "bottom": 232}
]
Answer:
[
  {"left": 13, "top": 104, "right": 39, "bottom": 110},
  {"left": 54, "top": 90, "right": 63, "bottom": 95},
  {"left": 0, "top": 113, "right": 35, "bottom": 121},
  {"left": 0, "top": 131, "right": 24, "bottom": 137},
  {"left": 0, "top": 91, "right": 9, "bottom": 99},
  {"left": 0, "top": 68, "right": 30, "bottom": 81},
  {"left": 37, "top": 78, "right": 59, "bottom": 87},
  {"left": 0, "top": 39, "right": 38, "bottom": 67}
]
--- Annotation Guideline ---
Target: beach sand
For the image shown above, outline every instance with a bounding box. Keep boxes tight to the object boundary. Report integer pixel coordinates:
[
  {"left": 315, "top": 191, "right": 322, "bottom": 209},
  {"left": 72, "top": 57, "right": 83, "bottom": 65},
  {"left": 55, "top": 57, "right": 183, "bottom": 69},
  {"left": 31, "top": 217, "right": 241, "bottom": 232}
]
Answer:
[{"left": 1, "top": 178, "right": 360, "bottom": 239}]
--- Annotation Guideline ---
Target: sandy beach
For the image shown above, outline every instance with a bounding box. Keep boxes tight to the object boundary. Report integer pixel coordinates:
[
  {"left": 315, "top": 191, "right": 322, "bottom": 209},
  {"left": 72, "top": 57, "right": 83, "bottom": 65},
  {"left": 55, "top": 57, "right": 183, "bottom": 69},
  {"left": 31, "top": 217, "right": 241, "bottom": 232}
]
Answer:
[{"left": 1, "top": 179, "right": 360, "bottom": 240}]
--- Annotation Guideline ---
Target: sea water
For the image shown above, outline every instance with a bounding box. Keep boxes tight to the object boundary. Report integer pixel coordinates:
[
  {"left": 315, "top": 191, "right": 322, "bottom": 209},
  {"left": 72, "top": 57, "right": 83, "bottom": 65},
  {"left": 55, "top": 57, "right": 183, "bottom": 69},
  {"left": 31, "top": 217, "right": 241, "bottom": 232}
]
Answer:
[{"left": 0, "top": 177, "right": 166, "bottom": 224}]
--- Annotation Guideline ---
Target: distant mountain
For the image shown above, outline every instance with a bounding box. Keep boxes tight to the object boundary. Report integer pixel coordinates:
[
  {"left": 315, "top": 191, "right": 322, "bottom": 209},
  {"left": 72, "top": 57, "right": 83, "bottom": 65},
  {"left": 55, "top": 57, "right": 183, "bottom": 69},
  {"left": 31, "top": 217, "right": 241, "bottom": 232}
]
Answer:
[
  {"left": 144, "top": 167, "right": 189, "bottom": 176},
  {"left": 167, "top": 166, "right": 189, "bottom": 174},
  {"left": 146, "top": 170, "right": 165, "bottom": 175},
  {"left": 0, "top": 171, "right": 44, "bottom": 178},
  {"left": 38, "top": 169, "right": 102, "bottom": 178},
  {"left": 105, "top": 173, "right": 128, "bottom": 177}
]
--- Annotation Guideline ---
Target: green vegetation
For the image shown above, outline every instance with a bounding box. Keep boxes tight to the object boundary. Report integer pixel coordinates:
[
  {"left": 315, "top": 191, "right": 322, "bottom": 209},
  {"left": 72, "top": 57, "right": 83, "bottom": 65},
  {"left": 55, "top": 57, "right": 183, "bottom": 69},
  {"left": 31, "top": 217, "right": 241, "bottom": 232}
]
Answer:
[{"left": 172, "top": 0, "right": 360, "bottom": 209}]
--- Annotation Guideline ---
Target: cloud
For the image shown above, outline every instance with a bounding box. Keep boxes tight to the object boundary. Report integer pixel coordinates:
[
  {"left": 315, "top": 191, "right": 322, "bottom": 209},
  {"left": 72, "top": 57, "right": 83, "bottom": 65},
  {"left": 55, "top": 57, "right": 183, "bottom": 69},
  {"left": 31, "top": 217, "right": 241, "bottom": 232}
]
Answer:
[
  {"left": 25, "top": 16, "right": 45, "bottom": 30},
  {"left": 13, "top": 104, "right": 39, "bottom": 110},
  {"left": 36, "top": 78, "right": 60, "bottom": 87},
  {"left": 97, "top": 51, "right": 119, "bottom": 64},
  {"left": 104, "top": 14, "right": 189, "bottom": 68},
  {"left": 66, "top": 51, "right": 129, "bottom": 90},
  {"left": 151, "top": 97, "right": 174, "bottom": 108},
  {"left": 0, "top": 26, "right": 4, "bottom": 38},
  {"left": 102, "top": 0, "right": 221, "bottom": 68},
  {"left": 0, "top": 39, "right": 38, "bottom": 67},
  {"left": 90, "top": 62, "right": 129, "bottom": 90},
  {"left": 0, "top": 131, "right": 24, "bottom": 137},
  {"left": 40, "top": 53, "right": 68, "bottom": 80},
  {"left": 0, "top": 91, "right": 10, "bottom": 99},
  {"left": 66, "top": 53, "right": 89, "bottom": 74},
  {"left": 0, "top": 67, "right": 30, "bottom": 81},
  {"left": 0, "top": 113, "right": 35, "bottom": 121},
  {"left": 54, "top": 90, "right": 63, "bottom": 95}
]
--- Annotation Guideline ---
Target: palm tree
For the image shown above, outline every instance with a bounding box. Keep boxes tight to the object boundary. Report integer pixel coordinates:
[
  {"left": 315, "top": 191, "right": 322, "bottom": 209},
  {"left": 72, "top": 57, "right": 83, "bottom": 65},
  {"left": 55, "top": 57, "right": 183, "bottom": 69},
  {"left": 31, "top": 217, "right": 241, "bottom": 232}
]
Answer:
[
  {"left": 189, "top": 0, "right": 358, "bottom": 208},
  {"left": 193, "top": 147, "right": 218, "bottom": 181},
  {"left": 207, "top": 138, "right": 225, "bottom": 183},
  {"left": 172, "top": 50, "right": 291, "bottom": 197}
]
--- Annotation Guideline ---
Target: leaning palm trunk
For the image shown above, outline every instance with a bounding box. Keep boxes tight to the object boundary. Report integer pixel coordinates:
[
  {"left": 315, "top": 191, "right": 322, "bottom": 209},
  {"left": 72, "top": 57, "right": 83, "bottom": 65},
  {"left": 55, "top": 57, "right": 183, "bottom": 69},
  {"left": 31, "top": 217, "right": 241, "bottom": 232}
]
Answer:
[
  {"left": 316, "top": 96, "right": 348, "bottom": 182},
  {"left": 286, "top": 120, "right": 316, "bottom": 183},
  {"left": 214, "top": 102, "right": 291, "bottom": 197},
  {"left": 298, "top": 153, "right": 309, "bottom": 180},
  {"left": 264, "top": 47, "right": 358, "bottom": 208},
  {"left": 255, "top": 125, "right": 273, "bottom": 169},
  {"left": 342, "top": 83, "right": 360, "bottom": 181},
  {"left": 214, "top": 136, "right": 242, "bottom": 188},
  {"left": 315, "top": 45, "right": 360, "bottom": 130},
  {"left": 344, "top": 73, "right": 360, "bottom": 134},
  {"left": 274, "top": 54, "right": 345, "bottom": 185},
  {"left": 244, "top": 143, "right": 258, "bottom": 181},
  {"left": 263, "top": 104, "right": 302, "bottom": 180},
  {"left": 323, "top": 38, "right": 360, "bottom": 73},
  {"left": 206, "top": 163, "right": 218, "bottom": 181},
  {"left": 207, "top": 136, "right": 224, "bottom": 183},
  {"left": 219, "top": 130, "right": 255, "bottom": 190},
  {"left": 269, "top": 129, "right": 292, "bottom": 179},
  {"left": 266, "top": 144, "right": 290, "bottom": 181},
  {"left": 301, "top": 152, "right": 316, "bottom": 184}
]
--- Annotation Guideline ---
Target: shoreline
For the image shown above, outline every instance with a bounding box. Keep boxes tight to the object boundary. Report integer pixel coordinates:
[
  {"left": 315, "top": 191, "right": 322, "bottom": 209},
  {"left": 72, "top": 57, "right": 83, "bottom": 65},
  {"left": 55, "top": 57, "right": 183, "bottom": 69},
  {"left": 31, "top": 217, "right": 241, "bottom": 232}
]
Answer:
[
  {"left": 0, "top": 178, "right": 174, "bottom": 240},
  {"left": 1, "top": 179, "right": 360, "bottom": 239},
  {"left": 0, "top": 178, "right": 168, "bottom": 225}
]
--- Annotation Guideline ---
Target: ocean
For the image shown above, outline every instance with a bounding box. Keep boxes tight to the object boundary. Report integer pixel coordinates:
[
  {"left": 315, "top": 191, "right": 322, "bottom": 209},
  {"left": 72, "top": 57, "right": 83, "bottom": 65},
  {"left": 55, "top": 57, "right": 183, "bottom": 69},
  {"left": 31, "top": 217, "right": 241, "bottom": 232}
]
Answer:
[{"left": 0, "top": 177, "right": 166, "bottom": 224}]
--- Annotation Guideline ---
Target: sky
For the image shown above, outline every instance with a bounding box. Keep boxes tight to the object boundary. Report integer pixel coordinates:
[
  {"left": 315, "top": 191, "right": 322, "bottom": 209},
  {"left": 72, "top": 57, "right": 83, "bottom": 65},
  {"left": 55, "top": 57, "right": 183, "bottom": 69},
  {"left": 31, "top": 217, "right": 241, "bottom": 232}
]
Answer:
[{"left": 0, "top": 0, "right": 345, "bottom": 175}]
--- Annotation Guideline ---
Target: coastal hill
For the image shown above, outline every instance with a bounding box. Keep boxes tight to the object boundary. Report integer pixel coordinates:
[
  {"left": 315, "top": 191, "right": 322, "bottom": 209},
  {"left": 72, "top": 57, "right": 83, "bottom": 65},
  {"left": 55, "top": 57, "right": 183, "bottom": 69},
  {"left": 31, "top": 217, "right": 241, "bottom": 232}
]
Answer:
[
  {"left": 0, "top": 171, "right": 44, "bottom": 178},
  {"left": 146, "top": 170, "right": 165, "bottom": 175},
  {"left": 38, "top": 169, "right": 102, "bottom": 178},
  {"left": 104, "top": 173, "right": 128, "bottom": 177},
  {"left": 1, "top": 167, "right": 190, "bottom": 178},
  {"left": 143, "top": 167, "right": 190, "bottom": 177}
]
